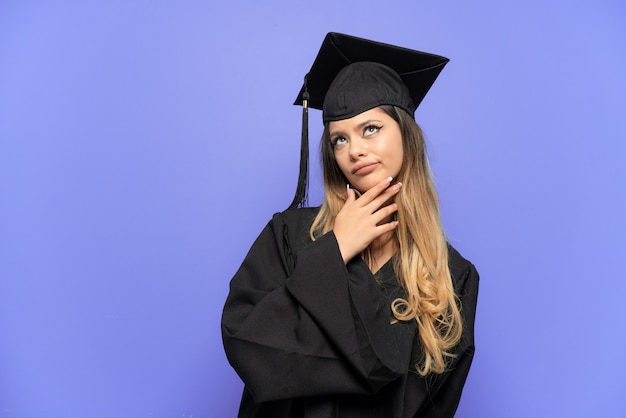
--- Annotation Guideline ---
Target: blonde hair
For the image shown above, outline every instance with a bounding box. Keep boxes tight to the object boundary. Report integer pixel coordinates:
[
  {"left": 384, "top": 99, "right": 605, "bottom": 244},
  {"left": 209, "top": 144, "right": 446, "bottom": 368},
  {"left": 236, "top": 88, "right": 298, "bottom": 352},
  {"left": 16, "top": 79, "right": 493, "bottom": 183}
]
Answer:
[{"left": 310, "top": 105, "right": 462, "bottom": 375}]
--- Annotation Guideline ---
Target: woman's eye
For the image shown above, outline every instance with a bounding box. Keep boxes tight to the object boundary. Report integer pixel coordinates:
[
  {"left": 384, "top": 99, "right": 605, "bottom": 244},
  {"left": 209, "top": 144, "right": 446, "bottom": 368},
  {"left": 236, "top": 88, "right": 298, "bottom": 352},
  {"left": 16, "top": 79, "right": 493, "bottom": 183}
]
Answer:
[
  {"left": 364, "top": 125, "right": 381, "bottom": 136},
  {"left": 332, "top": 137, "right": 348, "bottom": 147}
]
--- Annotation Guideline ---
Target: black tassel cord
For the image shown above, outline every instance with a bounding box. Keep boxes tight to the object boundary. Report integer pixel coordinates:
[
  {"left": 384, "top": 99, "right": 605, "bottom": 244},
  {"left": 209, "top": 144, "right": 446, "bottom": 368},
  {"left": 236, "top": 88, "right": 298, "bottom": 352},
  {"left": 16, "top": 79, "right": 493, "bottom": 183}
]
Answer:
[{"left": 287, "top": 87, "right": 310, "bottom": 210}]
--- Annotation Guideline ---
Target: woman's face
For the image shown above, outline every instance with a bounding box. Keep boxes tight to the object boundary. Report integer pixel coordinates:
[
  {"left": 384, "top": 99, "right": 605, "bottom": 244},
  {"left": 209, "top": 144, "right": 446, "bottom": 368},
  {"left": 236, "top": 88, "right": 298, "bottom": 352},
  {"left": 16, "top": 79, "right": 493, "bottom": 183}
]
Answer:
[{"left": 328, "top": 107, "right": 404, "bottom": 193}]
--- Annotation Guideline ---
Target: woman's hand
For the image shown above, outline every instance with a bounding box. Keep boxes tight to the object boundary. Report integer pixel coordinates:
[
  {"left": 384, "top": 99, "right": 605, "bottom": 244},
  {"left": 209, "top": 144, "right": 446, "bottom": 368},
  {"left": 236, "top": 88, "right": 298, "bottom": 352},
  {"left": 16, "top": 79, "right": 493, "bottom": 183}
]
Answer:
[{"left": 333, "top": 177, "right": 401, "bottom": 264}]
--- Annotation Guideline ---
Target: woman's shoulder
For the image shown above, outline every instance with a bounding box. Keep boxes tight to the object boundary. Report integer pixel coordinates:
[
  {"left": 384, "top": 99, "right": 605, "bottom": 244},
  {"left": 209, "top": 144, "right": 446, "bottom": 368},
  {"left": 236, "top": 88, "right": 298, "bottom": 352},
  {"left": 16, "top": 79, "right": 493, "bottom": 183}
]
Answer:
[
  {"left": 266, "top": 206, "right": 321, "bottom": 249},
  {"left": 447, "top": 244, "right": 479, "bottom": 289},
  {"left": 270, "top": 206, "right": 321, "bottom": 230}
]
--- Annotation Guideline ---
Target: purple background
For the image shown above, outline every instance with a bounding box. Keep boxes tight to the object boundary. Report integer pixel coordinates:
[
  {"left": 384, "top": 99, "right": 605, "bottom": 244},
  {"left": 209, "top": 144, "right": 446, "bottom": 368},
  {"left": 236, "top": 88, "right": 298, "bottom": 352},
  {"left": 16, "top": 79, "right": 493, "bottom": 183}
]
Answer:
[{"left": 1, "top": 1, "right": 625, "bottom": 417}]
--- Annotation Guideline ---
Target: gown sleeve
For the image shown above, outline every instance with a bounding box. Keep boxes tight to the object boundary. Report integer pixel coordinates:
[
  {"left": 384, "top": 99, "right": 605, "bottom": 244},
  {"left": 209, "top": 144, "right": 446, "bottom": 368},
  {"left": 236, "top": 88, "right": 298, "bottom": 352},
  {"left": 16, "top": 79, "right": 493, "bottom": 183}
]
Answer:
[{"left": 221, "top": 210, "right": 411, "bottom": 403}]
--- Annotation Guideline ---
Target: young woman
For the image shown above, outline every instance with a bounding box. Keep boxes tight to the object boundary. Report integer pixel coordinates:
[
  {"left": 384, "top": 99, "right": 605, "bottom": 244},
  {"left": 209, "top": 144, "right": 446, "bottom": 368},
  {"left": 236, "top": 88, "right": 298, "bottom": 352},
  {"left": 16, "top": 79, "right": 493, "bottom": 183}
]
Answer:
[{"left": 222, "top": 32, "right": 479, "bottom": 418}]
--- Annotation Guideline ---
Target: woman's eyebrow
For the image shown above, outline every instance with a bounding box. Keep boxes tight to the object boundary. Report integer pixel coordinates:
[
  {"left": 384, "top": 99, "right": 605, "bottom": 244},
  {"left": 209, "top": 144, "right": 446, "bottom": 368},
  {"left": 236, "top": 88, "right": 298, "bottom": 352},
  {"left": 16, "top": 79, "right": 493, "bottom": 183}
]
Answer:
[
  {"left": 355, "top": 119, "right": 384, "bottom": 132},
  {"left": 357, "top": 119, "right": 383, "bottom": 128},
  {"left": 329, "top": 128, "right": 345, "bottom": 139},
  {"left": 330, "top": 119, "right": 383, "bottom": 138}
]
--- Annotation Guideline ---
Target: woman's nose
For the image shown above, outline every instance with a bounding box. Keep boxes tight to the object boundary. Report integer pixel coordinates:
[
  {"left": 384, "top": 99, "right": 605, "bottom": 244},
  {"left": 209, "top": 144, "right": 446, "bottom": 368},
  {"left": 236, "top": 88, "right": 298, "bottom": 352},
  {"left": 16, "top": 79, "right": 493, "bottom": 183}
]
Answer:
[{"left": 349, "top": 138, "right": 367, "bottom": 160}]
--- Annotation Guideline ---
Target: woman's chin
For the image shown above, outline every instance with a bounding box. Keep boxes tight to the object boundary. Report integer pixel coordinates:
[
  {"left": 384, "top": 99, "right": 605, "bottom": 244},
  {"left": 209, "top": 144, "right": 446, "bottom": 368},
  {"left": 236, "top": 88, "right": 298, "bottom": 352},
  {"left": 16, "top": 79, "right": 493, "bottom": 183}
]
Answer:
[{"left": 351, "top": 177, "right": 384, "bottom": 194}]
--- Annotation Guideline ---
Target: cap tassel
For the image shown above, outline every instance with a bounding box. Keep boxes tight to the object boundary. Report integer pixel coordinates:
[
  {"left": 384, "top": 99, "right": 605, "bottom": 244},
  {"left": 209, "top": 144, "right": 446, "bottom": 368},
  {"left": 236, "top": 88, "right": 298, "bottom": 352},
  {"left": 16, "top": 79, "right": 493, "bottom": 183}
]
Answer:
[{"left": 287, "top": 80, "right": 309, "bottom": 210}]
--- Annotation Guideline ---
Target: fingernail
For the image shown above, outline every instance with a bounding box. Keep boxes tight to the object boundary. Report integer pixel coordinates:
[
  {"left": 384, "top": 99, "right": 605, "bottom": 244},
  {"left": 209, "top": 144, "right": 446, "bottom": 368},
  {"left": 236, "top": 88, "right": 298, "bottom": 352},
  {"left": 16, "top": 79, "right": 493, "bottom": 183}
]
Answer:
[{"left": 391, "top": 182, "right": 402, "bottom": 191}]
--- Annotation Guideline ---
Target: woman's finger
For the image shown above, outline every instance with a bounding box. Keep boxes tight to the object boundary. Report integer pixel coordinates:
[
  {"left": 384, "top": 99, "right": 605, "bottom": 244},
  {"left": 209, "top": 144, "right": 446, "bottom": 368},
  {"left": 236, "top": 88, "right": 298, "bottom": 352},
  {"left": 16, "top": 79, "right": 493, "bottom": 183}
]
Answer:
[
  {"left": 372, "top": 202, "right": 399, "bottom": 222},
  {"left": 356, "top": 176, "right": 394, "bottom": 206},
  {"left": 365, "top": 181, "right": 402, "bottom": 212},
  {"left": 345, "top": 184, "right": 356, "bottom": 204}
]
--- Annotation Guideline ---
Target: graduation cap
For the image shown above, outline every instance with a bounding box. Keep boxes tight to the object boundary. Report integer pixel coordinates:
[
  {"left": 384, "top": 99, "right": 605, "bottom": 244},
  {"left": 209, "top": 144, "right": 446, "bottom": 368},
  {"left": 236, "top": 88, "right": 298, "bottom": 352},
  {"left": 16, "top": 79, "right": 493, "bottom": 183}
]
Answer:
[{"left": 287, "top": 32, "right": 449, "bottom": 209}]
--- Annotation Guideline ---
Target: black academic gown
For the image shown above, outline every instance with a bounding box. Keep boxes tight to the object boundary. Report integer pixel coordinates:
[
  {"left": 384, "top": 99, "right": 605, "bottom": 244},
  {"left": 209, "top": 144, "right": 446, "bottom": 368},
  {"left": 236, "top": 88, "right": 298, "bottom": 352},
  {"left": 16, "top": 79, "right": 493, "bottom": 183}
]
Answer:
[{"left": 221, "top": 208, "right": 479, "bottom": 418}]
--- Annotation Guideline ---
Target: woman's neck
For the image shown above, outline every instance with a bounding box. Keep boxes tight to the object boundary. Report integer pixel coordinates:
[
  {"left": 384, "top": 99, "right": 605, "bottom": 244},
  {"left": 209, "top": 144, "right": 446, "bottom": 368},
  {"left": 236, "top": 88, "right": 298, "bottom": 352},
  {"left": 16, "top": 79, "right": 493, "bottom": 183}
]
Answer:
[{"left": 369, "top": 230, "right": 397, "bottom": 273}]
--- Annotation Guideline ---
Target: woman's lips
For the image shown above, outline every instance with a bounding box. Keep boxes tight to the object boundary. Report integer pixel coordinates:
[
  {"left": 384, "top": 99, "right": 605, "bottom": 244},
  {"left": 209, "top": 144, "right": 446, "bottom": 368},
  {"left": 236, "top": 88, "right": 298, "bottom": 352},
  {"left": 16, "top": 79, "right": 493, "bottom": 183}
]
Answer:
[{"left": 352, "top": 162, "right": 378, "bottom": 175}]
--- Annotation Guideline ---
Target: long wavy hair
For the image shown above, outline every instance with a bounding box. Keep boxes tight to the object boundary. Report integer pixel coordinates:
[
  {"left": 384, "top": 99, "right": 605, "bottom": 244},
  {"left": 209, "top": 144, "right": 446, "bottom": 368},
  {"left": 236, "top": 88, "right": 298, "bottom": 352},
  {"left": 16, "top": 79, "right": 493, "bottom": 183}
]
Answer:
[{"left": 309, "top": 105, "right": 462, "bottom": 375}]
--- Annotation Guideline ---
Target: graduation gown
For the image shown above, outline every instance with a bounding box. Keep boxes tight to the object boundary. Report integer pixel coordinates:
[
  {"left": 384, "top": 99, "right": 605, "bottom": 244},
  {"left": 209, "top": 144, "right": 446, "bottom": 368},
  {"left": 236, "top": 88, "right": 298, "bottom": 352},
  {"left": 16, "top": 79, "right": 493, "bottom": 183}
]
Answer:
[{"left": 221, "top": 207, "right": 479, "bottom": 418}]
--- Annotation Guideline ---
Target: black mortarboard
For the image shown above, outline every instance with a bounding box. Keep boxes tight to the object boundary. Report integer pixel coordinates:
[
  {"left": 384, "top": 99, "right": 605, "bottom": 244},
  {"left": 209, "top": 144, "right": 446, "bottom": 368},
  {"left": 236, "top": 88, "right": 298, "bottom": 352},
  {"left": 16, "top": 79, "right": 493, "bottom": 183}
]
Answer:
[{"left": 287, "top": 32, "right": 449, "bottom": 209}]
